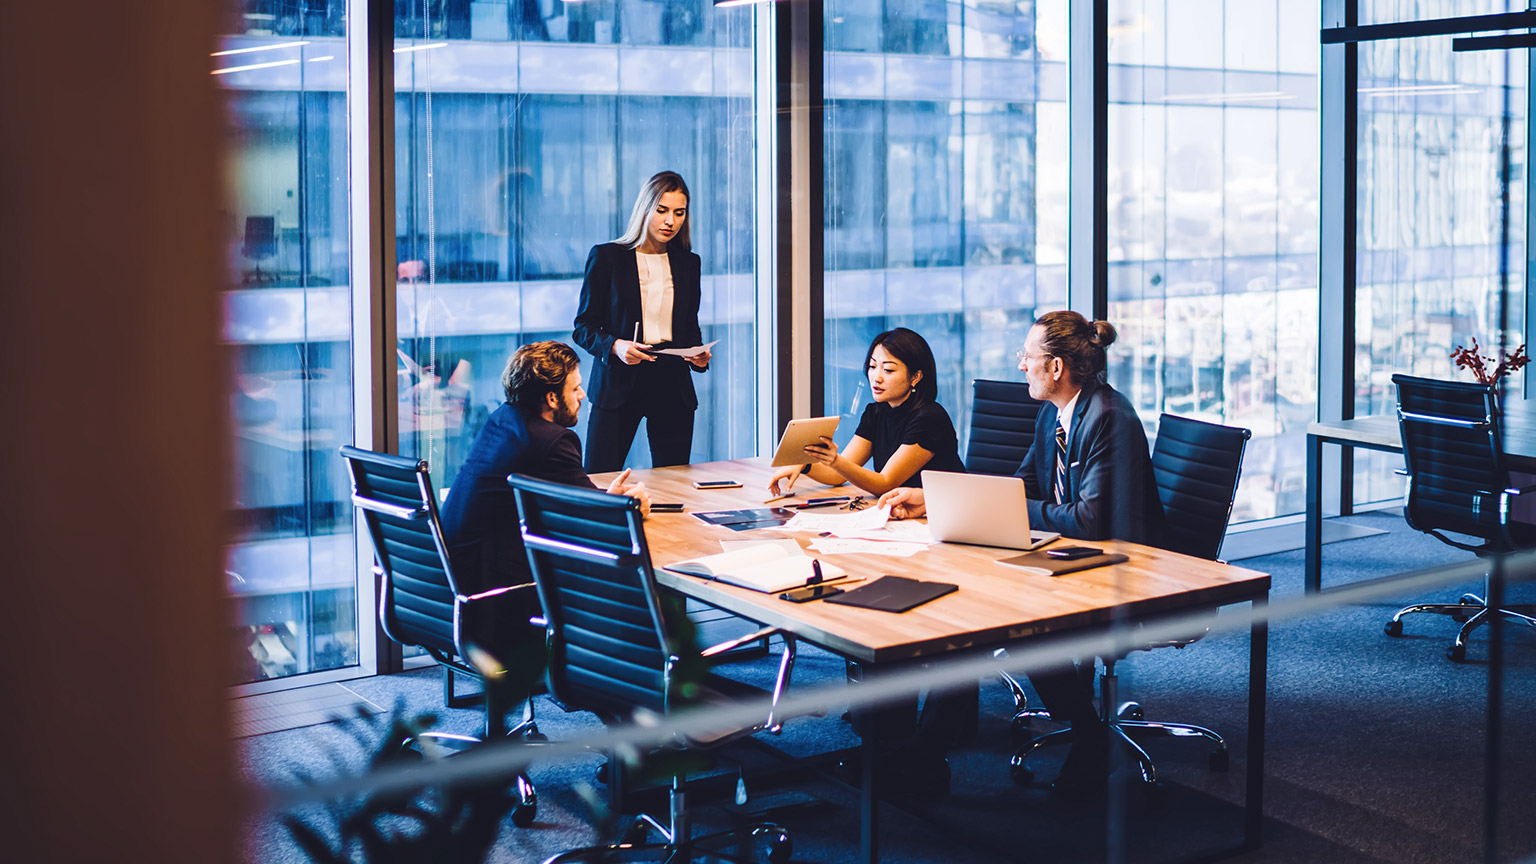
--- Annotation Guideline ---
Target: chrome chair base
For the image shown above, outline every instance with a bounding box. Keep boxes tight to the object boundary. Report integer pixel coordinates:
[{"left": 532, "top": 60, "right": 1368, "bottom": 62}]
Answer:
[
  {"left": 1004, "top": 663, "right": 1230, "bottom": 788},
  {"left": 541, "top": 779, "right": 792, "bottom": 864},
  {"left": 407, "top": 731, "right": 540, "bottom": 827},
  {"left": 542, "top": 823, "right": 790, "bottom": 864},
  {"left": 1385, "top": 592, "right": 1536, "bottom": 662}
]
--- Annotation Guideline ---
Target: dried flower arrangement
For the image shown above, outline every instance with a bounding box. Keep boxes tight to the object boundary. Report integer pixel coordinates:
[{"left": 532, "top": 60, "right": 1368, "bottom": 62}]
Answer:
[{"left": 1450, "top": 337, "right": 1531, "bottom": 385}]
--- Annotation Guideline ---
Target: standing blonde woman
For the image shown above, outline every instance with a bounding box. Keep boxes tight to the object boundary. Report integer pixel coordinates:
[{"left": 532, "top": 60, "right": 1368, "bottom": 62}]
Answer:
[{"left": 573, "top": 171, "right": 711, "bottom": 472}]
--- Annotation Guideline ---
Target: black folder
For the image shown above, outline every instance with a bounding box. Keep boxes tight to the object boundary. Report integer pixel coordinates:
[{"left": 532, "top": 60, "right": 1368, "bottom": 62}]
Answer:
[{"left": 824, "top": 575, "right": 957, "bottom": 613}]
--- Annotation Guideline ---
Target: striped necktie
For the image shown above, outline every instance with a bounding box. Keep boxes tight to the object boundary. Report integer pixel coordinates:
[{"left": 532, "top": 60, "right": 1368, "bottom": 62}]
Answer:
[{"left": 1053, "top": 421, "right": 1068, "bottom": 505}]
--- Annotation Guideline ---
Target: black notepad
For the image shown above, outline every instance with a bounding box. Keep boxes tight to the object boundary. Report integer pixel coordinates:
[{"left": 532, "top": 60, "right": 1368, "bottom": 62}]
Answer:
[{"left": 824, "top": 575, "right": 957, "bottom": 613}]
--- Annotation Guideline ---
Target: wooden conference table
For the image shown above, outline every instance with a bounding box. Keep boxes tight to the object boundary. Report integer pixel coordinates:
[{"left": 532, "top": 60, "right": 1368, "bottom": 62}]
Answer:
[
  {"left": 1304, "top": 412, "right": 1536, "bottom": 592},
  {"left": 596, "top": 458, "right": 1273, "bottom": 863}
]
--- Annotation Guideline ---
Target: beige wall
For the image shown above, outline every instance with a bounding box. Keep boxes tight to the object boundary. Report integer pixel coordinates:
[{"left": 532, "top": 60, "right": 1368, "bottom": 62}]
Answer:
[{"left": 0, "top": 2, "right": 235, "bottom": 860}]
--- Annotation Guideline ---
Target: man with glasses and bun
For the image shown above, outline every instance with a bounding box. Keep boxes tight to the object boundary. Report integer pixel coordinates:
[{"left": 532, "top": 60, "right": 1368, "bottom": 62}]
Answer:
[{"left": 882, "top": 310, "right": 1164, "bottom": 796}]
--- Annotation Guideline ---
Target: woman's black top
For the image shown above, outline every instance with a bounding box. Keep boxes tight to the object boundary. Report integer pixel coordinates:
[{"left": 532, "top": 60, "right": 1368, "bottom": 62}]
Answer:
[{"left": 852, "top": 397, "right": 966, "bottom": 488}]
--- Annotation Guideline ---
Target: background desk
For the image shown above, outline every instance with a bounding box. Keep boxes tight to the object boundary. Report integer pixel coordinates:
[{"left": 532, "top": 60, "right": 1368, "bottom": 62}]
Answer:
[
  {"left": 600, "top": 458, "right": 1272, "bottom": 862},
  {"left": 1305, "top": 413, "right": 1536, "bottom": 592}
]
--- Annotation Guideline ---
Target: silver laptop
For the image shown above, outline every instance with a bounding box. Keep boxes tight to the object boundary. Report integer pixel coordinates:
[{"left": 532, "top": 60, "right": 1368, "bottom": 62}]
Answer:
[{"left": 922, "top": 470, "right": 1060, "bottom": 551}]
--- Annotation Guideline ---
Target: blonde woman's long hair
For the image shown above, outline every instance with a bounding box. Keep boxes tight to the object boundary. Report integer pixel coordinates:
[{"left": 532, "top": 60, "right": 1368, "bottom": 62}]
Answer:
[{"left": 613, "top": 170, "right": 692, "bottom": 251}]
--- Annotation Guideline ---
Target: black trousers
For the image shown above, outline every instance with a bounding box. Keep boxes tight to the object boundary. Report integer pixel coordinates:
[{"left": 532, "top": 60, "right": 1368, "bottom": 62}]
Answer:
[
  {"left": 583, "top": 371, "right": 696, "bottom": 473},
  {"left": 1029, "top": 658, "right": 1105, "bottom": 739}
]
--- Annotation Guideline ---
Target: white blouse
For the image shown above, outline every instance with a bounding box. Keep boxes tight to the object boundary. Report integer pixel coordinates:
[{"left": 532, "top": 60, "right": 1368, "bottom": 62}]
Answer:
[{"left": 635, "top": 252, "right": 674, "bottom": 344}]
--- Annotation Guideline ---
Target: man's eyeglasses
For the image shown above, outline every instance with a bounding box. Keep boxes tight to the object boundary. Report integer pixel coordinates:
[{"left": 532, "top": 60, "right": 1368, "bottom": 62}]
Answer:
[
  {"left": 842, "top": 496, "right": 871, "bottom": 511},
  {"left": 1016, "top": 349, "right": 1054, "bottom": 364}
]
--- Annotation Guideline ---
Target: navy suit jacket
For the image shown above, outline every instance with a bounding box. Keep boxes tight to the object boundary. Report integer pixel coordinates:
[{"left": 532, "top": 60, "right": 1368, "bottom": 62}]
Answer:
[
  {"left": 572, "top": 241, "right": 706, "bottom": 411},
  {"left": 440, "top": 404, "right": 595, "bottom": 594},
  {"left": 1015, "top": 379, "right": 1165, "bottom": 545}
]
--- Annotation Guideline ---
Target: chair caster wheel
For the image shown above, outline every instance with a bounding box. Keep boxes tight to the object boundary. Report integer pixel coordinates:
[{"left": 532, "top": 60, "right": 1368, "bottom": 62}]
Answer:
[
  {"left": 1384, "top": 620, "right": 1403, "bottom": 637},
  {"left": 511, "top": 801, "right": 537, "bottom": 827},
  {"left": 1009, "top": 715, "right": 1033, "bottom": 744},
  {"left": 766, "top": 833, "right": 793, "bottom": 864},
  {"left": 1117, "top": 701, "right": 1144, "bottom": 721},
  {"left": 1009, "top": 759, "right": 1034, "bottom": 786},
  {"left": 1144, "top": 780, "right": 1168, "bottom": 808},
  {"left": 1447, "top": 643, "right": 1467, "bottom": 663},
  {"left": 1209, "top": 748, "right": 1230, "bottom": 772},
  {"left": 523, "top": 731, "right": 548, "bottom": 743},
  {"left": 620, "top": 818, "right": 649, "bottom": 846}
]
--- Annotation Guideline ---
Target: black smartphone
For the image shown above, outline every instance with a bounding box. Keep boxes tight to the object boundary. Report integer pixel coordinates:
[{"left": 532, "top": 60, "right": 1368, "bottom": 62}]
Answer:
[
  {"left": 779, "top": 584, "right": 845, "bottom": 603},
  {"left": 650, "top": 503, "right": 684, "bottom": 513},
  {"left": 693, "top": 480, "right": 742, "bottom": 489},
  {"left": 1045, "top": 546, "right": 1102, "bottom": 560}
]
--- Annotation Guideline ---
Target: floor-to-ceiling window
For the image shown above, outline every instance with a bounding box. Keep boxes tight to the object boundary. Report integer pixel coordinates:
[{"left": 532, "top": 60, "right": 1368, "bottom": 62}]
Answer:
[
  {"left": 822, "top": 0, "right": 1070, "bottom": 445},
  {"left": 1105, "top": 0, "right": 1321, "bottom": 523},
  {"left": 392, "top": 0, "right": 761, "bottom": 491},
  {"left": 1352, "top": 0, "right": 1528, "bottom": 504},
  {"left": 218, "top": 2, "right": 356, "bottom": 682}
]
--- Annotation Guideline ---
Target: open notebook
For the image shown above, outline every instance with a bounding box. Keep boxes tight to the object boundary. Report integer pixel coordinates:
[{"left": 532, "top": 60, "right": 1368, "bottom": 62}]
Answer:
[{"left": 662, "top": 542, "right": 846, "bottom": 593}]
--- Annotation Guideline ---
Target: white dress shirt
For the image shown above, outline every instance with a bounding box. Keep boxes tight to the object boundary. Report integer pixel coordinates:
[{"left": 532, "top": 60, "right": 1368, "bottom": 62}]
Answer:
[{"left": 636, "top": 252, "right": 674, "bottom": 344}]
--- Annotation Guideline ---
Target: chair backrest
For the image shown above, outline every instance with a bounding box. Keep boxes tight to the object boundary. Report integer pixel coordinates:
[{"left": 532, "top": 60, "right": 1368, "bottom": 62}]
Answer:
[
  {"left": 965, "top": 378, "right": 1043, "bottom": 476},
  {"left": 243, "top": 215, "right": 276, "bottom": 259},
  {"left": 1151, "top": 414, "right": 1251, "bottom": 560},
  {"left": 340, "top": 445, "right": 461, "bottom": 658},
  {"left": 1392, "top": 373, "right": 1510, "bottom": 543},
  {"left": 509, "top": 474, "right": 681, "bottom": 720}
]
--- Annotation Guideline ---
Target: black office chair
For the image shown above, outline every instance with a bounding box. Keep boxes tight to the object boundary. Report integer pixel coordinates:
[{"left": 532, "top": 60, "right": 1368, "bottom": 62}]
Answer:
[
  {"left": 242, "top": 215, "right": 277, "bottom": 284},
  {"left": 1383, "top": 374, "right": 1536, "bottom": 662},
  {"left": 965, "top": 378, "right": 1044, "bottom": 476},
  {"left": 1008, "top": 414, "right": 1251, "bottom": 787},
  {"left": 340, "top": 445, "right": 540, "bottom": 826},
  {"left": 509, "top": 474, "right": 796, "bottom": 864}
]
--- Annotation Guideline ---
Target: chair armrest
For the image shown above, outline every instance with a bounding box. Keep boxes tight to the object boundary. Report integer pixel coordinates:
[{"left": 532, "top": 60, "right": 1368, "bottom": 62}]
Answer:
[
  {"left": 1504, "top": 483, "right": 1536, "bottom": 497},
  {"left": 701, "top": 627, "right": 798, "bottom": 731}
]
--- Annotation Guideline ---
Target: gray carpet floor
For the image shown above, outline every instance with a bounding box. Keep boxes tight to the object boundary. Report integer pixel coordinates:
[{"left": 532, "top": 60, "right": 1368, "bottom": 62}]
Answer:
[{"left": 239, "top": 513, "right": 1536, "bottom": 863}]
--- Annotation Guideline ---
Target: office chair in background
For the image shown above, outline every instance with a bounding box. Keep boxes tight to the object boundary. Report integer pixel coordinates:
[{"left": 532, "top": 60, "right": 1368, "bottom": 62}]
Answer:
[
  {"left": 1008, "top": 414, "right": 1251, "bottom": 789},
  {"left": 1384, "top": 374, "right": 1536, "bottom": 662},
  {"left": 509, "top": 474, "right": 796, "bottom": 864},
  {"left": 964, "top": 378, "right": 1043, "bottom": 476},
  {"left": 242, "top": 215, "right": 277, "bottom": 284},
  {"left": 340, "top": 445, "right": 541, "bottom": 826}
]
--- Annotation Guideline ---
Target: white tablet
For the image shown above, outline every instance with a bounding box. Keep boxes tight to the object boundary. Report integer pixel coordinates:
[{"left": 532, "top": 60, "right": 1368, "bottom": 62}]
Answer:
[{"left": 770, "top": 416, "right": 841, "bottom": 467}]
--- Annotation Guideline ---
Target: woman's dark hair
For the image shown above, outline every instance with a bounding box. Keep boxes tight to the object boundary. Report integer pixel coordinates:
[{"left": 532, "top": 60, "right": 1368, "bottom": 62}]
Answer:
[
  {"left": 615, "top": 170, "right": 692, "bottom": 251},
  {"left": 1033, "top": 310, "right": 1117, "bottom": 384},
  {"left": 864, "top": 327, "right": 939, "bottom": 405},
  {"left": 502, "top": 341, "right": 580, "bottom": 407}
]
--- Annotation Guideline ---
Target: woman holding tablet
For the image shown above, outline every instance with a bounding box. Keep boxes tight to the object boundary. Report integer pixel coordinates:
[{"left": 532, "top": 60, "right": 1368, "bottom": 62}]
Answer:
[
  {"left": 573, "top": 170, "right": 711, "bottom": 473},
  {"left": 768, "top": 327, "right": 964, "bottom": 498}
]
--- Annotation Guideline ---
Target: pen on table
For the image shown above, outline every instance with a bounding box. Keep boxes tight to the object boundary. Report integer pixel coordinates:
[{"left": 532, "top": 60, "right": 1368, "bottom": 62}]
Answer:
[{"left": 795, "top": 496, "right": 852, "bottom": 510}]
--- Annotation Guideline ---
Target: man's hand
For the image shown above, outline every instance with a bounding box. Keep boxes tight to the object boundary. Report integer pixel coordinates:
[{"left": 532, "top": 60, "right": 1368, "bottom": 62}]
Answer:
[
  {"left": 605, "top": 469, "right": 651, "bottom": 515},
  {"left": 877, "top": 487, "right": 926, "bottom": 520},
  {"left": 612, "top": 340, "right": 656, "bottom": 365}
]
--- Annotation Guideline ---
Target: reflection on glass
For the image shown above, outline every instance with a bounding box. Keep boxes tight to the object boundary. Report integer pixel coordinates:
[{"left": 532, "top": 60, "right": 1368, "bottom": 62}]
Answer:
[
  {"left": 823, "top": 1, "right": 1068, "bottom": 448},
  {"left": 217, "top": 15, "right": 355, "bottom": 682},
  {"left": 1106, "top": 0, "right": 1320, "bottom": 522},
  {"left": 1354, "top": 22, "right": 1528, "bottom": 504},
  {"left": 391, "top": 1, "right": 759, "bottom": 496}
]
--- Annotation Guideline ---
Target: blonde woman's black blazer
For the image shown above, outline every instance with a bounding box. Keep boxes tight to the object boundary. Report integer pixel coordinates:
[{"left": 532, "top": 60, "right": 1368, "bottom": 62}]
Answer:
[{"left": 572, "top": 242, "right": 706, "bottom": 411}]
